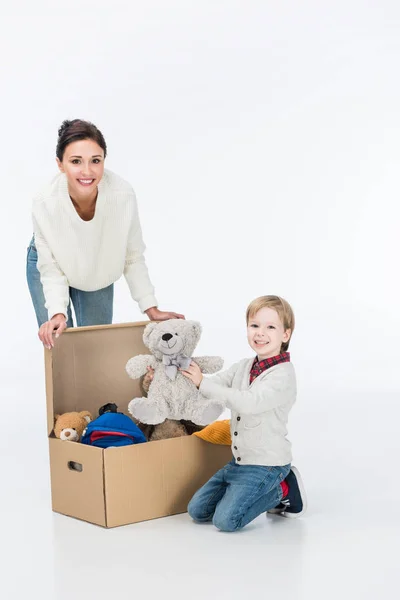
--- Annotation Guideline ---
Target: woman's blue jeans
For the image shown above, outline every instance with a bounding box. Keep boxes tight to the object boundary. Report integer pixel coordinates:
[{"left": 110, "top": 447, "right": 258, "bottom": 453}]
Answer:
[
  {"left": 26, "top": 237, "right": 114, "bottom": 328},
  {"left": 188, "top": 459, "right": 291, "bottom": 532}
]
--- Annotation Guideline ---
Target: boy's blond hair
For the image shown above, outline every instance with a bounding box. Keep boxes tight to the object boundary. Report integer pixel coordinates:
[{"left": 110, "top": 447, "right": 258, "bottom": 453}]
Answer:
[{"left": 246, "top": 295, "right": 295, "bottom": 352}]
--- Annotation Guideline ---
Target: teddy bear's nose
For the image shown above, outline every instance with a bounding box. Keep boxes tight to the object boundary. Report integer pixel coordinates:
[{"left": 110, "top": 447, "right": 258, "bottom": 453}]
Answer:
[
  {"left": 162, "top": 333, "right": 173, "bottom": 342},
  {"left": 64, "top": 431, "right": 70, "bottom": 437}
]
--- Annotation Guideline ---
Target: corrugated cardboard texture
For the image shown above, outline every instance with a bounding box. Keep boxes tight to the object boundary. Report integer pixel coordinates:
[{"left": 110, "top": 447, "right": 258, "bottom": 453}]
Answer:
[
  {"left": 50, "top": 322, "right": 148, "bottom": 421},
  {"left": 104, "top": 436, "right": 232, "bottom": 527},
  {"left": 45, "top": 349, "right": 54, "bottom": 436},
  {"left": 49, "top": 438, "right": 107, "bottom": 526}
]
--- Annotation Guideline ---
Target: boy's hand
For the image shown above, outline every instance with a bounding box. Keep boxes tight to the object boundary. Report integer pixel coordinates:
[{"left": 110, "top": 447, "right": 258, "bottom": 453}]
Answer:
[{"left": 181, "top": 361, "right": 203, "bottom": 388}]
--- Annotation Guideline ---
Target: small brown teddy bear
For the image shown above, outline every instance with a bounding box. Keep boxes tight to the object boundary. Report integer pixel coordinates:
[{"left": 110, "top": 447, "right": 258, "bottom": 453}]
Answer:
[{"left": 54, "top": 411, "right": 93, "bottom": 442}]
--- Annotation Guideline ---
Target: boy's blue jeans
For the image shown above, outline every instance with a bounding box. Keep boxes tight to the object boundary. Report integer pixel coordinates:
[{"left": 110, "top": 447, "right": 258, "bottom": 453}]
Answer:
[
  {"left": 26, "top": 237, "right": 114, "bottom": 328},
  {"left": 188, "top": 458, "right": 290, "bottom": 532}
]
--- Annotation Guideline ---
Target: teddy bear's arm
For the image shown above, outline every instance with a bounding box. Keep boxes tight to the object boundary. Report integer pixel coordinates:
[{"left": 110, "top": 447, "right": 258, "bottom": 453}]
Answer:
[
  {"left": 192, "top": 356, "right": 224, "bottom": 374},
  {"left": 126, "top": 354, "right": 157, "bottom": 380}
]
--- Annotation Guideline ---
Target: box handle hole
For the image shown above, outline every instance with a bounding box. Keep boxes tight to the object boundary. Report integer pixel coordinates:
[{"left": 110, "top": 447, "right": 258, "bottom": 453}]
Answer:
[{"left": 68, "top": 461, "right": 83, "bottom": 472}]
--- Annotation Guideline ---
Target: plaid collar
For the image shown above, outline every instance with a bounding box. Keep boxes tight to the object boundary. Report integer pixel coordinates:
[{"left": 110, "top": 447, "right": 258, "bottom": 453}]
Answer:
[{"left": 249, "top": 352, "right": 290, "bottom": 384}]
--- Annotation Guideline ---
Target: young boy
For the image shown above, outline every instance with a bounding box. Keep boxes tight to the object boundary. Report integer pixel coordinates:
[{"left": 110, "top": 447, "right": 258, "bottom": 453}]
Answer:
[{"left": 181, "top": 295, "right": 307, "bottom": 532}]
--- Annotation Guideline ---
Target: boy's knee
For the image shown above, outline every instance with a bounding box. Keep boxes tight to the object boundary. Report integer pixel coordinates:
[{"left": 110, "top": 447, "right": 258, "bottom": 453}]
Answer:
[
  {"left": 187, "top": 499, "right": 212, "bottom": 523},
  {"left": 213, "top": 512, "right": 242, "bottom": 532}
]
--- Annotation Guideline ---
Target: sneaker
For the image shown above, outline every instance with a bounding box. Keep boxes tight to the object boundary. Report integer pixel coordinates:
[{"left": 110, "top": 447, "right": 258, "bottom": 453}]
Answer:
[
  {"left": 267, "top": 502, "right": 286, "bottom": 514},
  {"left": 267, "top": 466, "right": 307, "bottom": 518}
]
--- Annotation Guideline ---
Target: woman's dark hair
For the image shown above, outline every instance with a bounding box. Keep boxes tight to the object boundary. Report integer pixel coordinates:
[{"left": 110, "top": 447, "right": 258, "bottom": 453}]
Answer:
[{"left": 56, "top": 119, "right": 107, "bottom": 161}]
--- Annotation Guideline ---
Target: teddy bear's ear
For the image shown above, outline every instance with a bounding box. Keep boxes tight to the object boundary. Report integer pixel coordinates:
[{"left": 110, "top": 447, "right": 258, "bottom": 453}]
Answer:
[
  {"left": 54, "top": 414, "right": 61, "bottom": 422},
  {"left": 143, "top": 321, "right": 159, "bottom": 347},
  {"left": 191, "top": 321, "right": 202, "bottom": 339},
  {"left": 79, "top": 411, "right": 92, "bottom": 423}
]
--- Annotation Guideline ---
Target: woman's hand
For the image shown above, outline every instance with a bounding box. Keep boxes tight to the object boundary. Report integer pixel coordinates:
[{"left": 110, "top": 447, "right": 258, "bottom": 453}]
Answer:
[
  {"left": 181, "top": 361, "right": 203, "bottom": 388},
  {"left": 145, "top": 307, "right": 185, "bottom": 321},
  {"left": 38, "top": 313, "right": 67, "bottom": 349}
]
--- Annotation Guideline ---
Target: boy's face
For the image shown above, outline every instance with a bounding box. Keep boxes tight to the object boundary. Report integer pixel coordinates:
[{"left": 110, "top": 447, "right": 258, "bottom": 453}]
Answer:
[{"left": 247, "top": 307, "right": 291, "bottom": 360}]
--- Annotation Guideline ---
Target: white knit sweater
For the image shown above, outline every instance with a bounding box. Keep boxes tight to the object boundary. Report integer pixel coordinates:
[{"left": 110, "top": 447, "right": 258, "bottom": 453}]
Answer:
[
  {"left": 32, "top": 169, "right": 157, "bottom": 320},
  {"left": 200, "top": 359, "right": 296, "bottom": 466}
]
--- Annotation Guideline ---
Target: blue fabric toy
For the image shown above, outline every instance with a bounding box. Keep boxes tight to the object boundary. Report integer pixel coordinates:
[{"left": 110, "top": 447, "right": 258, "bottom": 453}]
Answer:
[{"left": 81, "top": 407, "right": 147, "bottom": 448}]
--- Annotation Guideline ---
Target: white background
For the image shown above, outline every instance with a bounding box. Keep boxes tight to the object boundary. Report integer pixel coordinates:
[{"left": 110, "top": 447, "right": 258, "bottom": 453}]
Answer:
[{"left": 0, "top": 2, "right": 399, "bottom": 599}]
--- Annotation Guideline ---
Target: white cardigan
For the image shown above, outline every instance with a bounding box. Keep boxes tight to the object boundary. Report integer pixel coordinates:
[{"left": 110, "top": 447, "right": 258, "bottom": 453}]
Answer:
[
  {"left": 32, "top": 169, "right": 157, "bottom": 319},
  {"left": 200, "top": 359, "right": 296, "bottom": 466}
]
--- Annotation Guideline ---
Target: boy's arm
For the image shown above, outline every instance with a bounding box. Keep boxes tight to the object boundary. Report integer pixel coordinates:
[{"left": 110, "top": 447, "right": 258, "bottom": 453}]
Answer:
[
  {"left": 201, "top": 361, "right": 240, "bottom": 388},
  {"left": 199, "top": 367, "right": 296, "bottom": 414}
]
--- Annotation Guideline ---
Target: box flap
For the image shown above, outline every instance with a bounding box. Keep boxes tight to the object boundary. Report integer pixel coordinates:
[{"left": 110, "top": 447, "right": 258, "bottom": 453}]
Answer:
[
  {"left": 45, "top": 348, "right": 54, "bottom": 436},
  {"left": 47, "top": 322, "right": 149, "bottom": 429}
]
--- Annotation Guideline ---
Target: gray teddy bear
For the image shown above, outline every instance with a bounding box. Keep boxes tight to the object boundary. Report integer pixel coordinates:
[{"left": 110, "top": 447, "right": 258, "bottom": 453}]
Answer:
[{"left": 126, "top": 320, "right": 225, "bottom": 425}]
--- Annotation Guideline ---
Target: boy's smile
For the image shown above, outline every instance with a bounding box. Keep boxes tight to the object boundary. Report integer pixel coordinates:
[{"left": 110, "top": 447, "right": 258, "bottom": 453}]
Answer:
[{"left": 247, "top": 307, "right": 291, "bottom": 360}]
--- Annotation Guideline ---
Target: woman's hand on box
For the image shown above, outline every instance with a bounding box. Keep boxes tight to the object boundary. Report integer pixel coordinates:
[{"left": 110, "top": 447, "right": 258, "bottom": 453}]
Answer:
[{"left": 38, "top": 314, "right": 67, "bottom": 349}]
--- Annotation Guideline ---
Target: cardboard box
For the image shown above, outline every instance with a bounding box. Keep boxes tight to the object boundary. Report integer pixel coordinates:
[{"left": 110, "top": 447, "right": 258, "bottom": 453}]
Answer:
[{"left": 46, "top": 322, "right": 232, "bottom": 528}]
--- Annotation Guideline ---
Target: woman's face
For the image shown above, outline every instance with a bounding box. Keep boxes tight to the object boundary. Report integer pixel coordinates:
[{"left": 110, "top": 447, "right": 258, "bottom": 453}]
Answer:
[{"left": 57, "top": 138, "right": 105, "bottom": 200}]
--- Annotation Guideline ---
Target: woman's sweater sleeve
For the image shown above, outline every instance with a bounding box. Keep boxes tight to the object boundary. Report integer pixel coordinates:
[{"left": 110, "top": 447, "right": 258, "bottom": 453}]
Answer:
[
  {"left": 33, "top": 215, "right": 69, "bottom": 320},
  {"left": 123, "top": 193, "right": 158, "bottom": 313}
]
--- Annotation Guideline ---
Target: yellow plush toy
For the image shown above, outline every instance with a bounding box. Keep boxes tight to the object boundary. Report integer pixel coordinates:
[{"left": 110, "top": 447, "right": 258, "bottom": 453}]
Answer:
[
  {"left": 54, "top": 411, "right": 93, "bottom": 442},
  {"left": 193, "top": 419, "right": 231, "bottom": 445}
]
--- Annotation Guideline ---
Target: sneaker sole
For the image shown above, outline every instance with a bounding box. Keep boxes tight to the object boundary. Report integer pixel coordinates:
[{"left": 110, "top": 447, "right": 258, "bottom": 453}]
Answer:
[{"left": 280, "top": 466, "right": 307, "bottom": 518}]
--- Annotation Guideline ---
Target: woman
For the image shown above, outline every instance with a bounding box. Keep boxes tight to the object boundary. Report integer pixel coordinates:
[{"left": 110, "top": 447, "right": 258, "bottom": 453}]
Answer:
[{"left": 27, "top": 119, "right": 184, "bottom": 349}]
